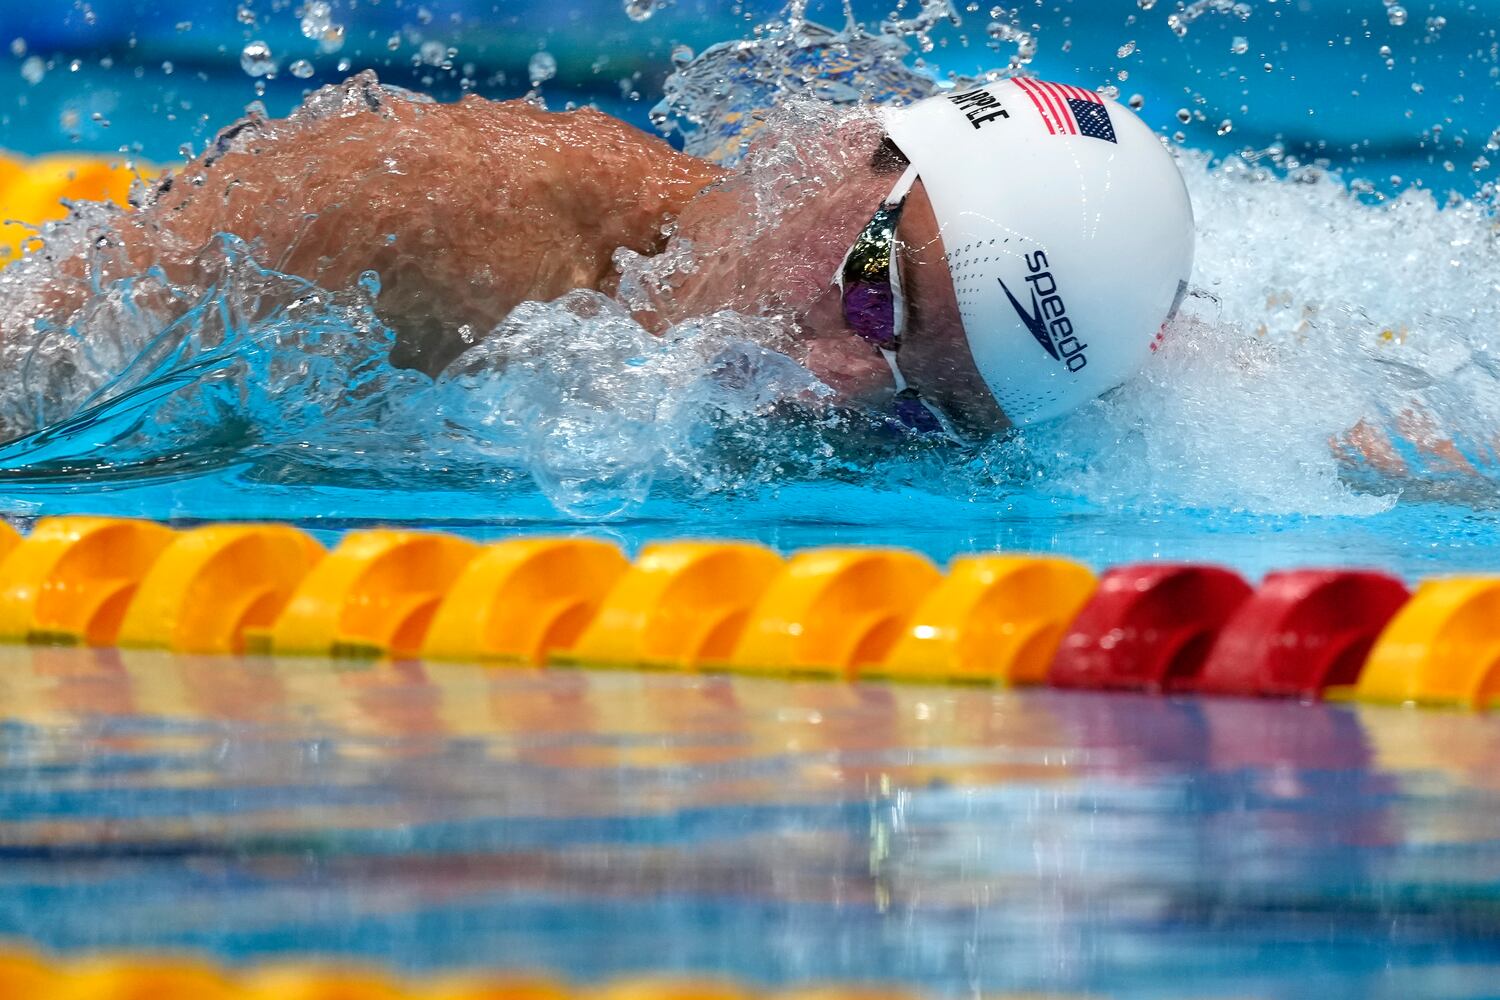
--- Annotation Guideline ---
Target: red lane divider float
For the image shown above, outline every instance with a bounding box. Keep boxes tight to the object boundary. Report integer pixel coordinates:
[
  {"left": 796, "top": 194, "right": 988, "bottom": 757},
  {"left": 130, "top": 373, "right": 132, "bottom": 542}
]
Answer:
[
  {"left": 1048, "top": 564, "right": 1253, "bottom": 693},
  {"left": 1195, "top": 570, "right": 1411, "bottom": 699},
  {"left": 0, "top": 516, "right": 1495, "bottom": 711}
]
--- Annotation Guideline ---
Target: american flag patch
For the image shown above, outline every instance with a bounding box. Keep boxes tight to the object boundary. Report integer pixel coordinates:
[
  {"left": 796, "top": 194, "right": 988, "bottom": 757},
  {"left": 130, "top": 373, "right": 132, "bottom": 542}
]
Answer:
[{"left": 1013, "top": 78, "right": 1117, "bottom": 143}]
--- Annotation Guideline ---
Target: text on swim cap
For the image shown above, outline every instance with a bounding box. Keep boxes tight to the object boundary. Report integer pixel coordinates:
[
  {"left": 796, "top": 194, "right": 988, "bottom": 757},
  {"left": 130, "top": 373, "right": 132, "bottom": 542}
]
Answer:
[
  {"left": 947, "top": 88, "right": 1011, "bottom": 129},
  {"left": 999, "top": 250, "right": 1089, "bottom": 373}
]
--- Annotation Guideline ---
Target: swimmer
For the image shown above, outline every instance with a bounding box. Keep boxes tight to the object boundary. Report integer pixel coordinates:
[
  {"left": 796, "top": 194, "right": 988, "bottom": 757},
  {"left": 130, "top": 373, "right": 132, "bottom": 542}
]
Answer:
[{"left": 1, "top": 72, "right": 1191, "bottom": 442}]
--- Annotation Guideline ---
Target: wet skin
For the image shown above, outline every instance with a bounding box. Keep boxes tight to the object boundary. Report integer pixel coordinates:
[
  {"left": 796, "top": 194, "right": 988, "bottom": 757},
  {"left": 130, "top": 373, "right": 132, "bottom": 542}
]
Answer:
[{"left": 23, "top": 76, "right": 1008, "bottom": 435}]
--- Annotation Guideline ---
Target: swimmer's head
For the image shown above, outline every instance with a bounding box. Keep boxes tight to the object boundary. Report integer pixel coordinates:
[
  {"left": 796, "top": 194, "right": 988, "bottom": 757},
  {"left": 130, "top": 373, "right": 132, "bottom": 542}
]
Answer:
[{"left": 866, "top": 79, "right": 1194, "bottom": 427}]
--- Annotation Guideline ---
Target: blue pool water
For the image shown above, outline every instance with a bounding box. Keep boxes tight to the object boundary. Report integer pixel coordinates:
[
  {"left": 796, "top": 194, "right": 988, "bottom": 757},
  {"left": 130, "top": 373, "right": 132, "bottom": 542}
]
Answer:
[
  {"left": 4, "top": 653, "right": 1500, "bottom": 999},
  {"left": 2, "top": 1, "right": 1500, "bottom": 995}
]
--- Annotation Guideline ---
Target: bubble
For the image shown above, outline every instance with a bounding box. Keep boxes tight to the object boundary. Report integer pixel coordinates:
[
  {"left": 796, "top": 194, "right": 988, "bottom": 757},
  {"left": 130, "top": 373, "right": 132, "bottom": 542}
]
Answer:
[
  {"left": 624, "top": 0, "right": 664, "bottom": 22},
  {"left": 1167, "top": 0, "right": 1252, "bottom": 39},
  {"left": 318, "top": 25, "right": 345, "bottom": 54},
  {"left": 1216, "top": 117, "right": 1233, "bottom": 135},
  {"left": 419, "top": 40, "right": 446, "bottom": 66},
  {"left": 299, "top": 0, "right": 331, "bottom": 37},
  {"left": 9, "top": 38, "right": 25, "bottom": 58},
  {"left": 19, "top": 56, "right": 44, "bottom": 85},
  {"left": 985, "top": 20, "right": 1036, "bottom": 64},
  {"left": 528, "top": 50, "right": 557, "bottom": 85},
  {"left": 289, "top": 59, "right": 314, "bottom": 79},
  {"left": 1137, "top": 0, "right": 1156, "bottom": 7},
  {"left": 1230, "top": 35, "right": 1248, "bottom": 54},
  {"left": 1116, "top": 40, "right": 1136, "bottom": 58},
  {"left": 1128, "top": 93, "right": 1144, "bottom": 110},
  {"left": 1386, "top": 4, "right": 1407, "bottom": 26},
  {"left": 240, "top": 40, "right": 277, "bottom": 78},
  {"left": 671, "top": 44, "right": 694, "bottom": 66},
  {"left": 1176, "top": 107, "right": 1192, "bottom": 123}
]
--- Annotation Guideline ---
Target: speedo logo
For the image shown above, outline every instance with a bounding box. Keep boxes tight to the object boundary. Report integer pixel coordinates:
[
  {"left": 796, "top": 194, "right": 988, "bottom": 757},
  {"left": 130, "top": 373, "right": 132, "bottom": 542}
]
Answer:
[{"left": 999, "top": 250, "right": 1088, "bottom": 372}]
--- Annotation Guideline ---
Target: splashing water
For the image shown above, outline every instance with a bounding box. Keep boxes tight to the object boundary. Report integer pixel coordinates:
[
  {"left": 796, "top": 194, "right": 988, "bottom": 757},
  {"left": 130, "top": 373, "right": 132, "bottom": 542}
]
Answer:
[
  {"left": 0, "top": 10, "right": 1497, "bottom": 523},
  {"left": 651, "top": 0, "right": 1020, "bottom": 163}
]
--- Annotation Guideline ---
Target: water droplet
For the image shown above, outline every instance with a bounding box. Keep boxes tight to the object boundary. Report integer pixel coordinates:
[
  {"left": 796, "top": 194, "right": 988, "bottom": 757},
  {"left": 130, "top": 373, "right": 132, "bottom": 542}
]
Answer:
[
  {"left": 1230, "top": 36, "right": 1248, "bottom": 54},
  {"left": 289, "top": 58, "right": 314, "bottom": 79},
  {"left": 529, "top": 50, "right": 557, "bottom": 85},
  {"left": 1116, "top": 40, "right": 1136, "bottom": 58},
  {"left": 624, "top": 0, "right": 663, "bottom": 22},
  {"left": 240, "top": 40, "right": 277, "bottom": 78}
]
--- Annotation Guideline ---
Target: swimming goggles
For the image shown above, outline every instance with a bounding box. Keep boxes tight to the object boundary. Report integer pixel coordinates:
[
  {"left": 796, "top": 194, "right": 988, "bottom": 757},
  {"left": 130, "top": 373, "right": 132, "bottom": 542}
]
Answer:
[{"left": 832, "top": 161, "right": 963, "bottom": 440}]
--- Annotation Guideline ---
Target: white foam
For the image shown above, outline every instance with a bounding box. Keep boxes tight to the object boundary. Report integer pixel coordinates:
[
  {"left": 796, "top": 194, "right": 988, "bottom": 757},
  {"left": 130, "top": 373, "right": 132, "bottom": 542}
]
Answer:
[{"left": 998, "top": 151, "right": 1500, "bottom": 516}]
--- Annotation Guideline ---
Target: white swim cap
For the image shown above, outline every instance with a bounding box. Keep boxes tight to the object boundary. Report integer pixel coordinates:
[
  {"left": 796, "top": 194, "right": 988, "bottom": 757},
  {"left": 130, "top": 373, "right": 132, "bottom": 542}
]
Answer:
[{"left": 881, "top": 78, "right": 1194, "bottom": 425}]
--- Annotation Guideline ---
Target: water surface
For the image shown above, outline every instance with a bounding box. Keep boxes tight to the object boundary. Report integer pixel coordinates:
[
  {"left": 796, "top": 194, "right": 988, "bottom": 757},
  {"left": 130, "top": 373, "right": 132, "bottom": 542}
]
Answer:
[{"left": 3, "top": 649, "right": 1500, "bottom": 999}]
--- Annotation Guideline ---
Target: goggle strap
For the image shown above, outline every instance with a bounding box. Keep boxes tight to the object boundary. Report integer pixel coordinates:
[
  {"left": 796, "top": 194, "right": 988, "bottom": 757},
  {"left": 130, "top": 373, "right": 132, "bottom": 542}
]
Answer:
[
  {"left": 884, "top": 164, "right": 918, "bottom": 339},
  {"left": 888, "top": 216, "right": 908, "bottom": 343},
  {"left": 880, "top": 348, "right": 908, "bottom": 392},
  {"left": 884, "top": 162, "right": 920, "bottom": 207}
]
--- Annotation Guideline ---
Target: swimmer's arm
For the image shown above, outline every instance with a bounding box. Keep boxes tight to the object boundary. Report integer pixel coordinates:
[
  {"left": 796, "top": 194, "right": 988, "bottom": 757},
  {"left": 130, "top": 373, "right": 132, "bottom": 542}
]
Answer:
[{"left": 73, "top": 79, "right": 722, "bottom": 372}]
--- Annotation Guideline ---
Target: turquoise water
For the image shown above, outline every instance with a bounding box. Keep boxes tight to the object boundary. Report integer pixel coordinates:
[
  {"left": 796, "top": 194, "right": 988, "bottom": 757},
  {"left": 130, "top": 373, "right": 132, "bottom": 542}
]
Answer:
[
  {"left": 3, "top": 653, "right": 1500, "bottom": 999},
  {"left": 2, "top": 1, "right": 1500, "bottom": 996}
]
